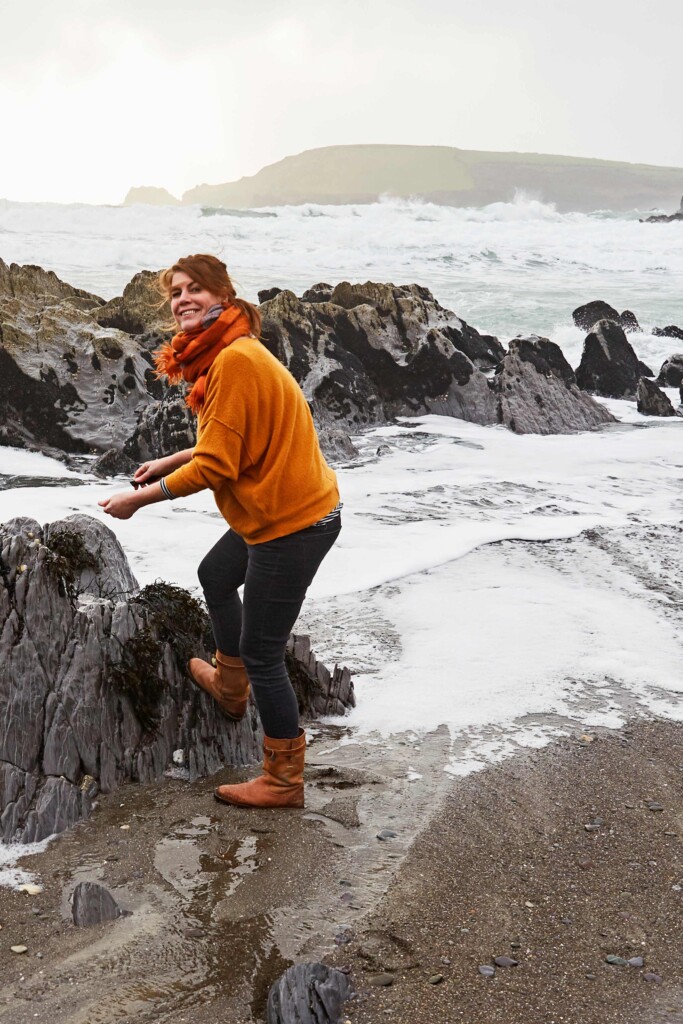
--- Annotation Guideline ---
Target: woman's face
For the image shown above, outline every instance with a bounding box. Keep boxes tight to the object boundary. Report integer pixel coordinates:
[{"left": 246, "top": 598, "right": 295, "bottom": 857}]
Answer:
[{"left": 170, "top": 271, "right": 224, "bottom": 332}]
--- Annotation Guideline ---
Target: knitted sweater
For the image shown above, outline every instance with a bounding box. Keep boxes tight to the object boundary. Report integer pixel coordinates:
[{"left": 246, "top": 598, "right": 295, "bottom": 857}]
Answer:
[{"left": 163, "top": 337, "right": 339, "bottom": 544}]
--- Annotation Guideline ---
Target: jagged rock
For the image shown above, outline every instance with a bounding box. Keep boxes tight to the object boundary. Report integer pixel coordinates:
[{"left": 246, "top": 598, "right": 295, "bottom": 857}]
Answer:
[
  {"left": 575, "top": 320, "right": 644, "bottom": 398},
  {"left": 637, "top": 377, "right": 678, "bottom": 416},
  {"left": 0, "top": 514, "right": 354, "bottom": 843},
  {"left": 266, "top": 962, "right": 354, "bottom": 1024},
  {"left": 260, "top": 285, "right": 498, "bottom": 431},
  {"left": 286, "top": 635, "right": 355, "bottom": 718},
  {"left": 656, "top": 353, "right": 683, "bottom": 387},
  {"left": 0, "top": 265, "right": 161, "bottom": 453},
  {"left": 0, "top": 257, "right": 102, "bottom": 307},
  {"left": 653, "top": 325, "right": 683, "bottom": 342},
  {"left": 123, "top": 394, "right": 196, "bottom": 462},
  {"left": 95, "top": 270, "right": 171, "bottom": 336},
  {"left": 301, "top": 283, "right": 333, "bottom": 303},
  {"left": 491, "top": 336, "right": 616, "bottom": 434},
  {"left": 258, "top": 287, "right": 282, "bottom": 304},
  {"left": 72, "top": 882, "right": 122, "bottom": 927},
  {"left": 92, "top": 448, "right": 138, "bottom": 479}
]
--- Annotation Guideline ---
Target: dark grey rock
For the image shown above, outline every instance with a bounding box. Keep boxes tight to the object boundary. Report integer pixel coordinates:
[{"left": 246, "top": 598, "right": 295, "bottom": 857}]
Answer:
[
  {"left": 656, "top": 353, "right": 683, "bottom": 387},
  {"left": 653, "top": 325, "right": 683, "bottom": 342},
  {"left": 302, "top": 283, "right": 334, "bottom": 304},
  {"left": 572, "top": 300, "right": 622, "bottom": 332},
  {"left": 0, "top": 515, "right": 353, "bottom": 844},
  {"left": 605, "top": 955, "right": 628, "bottom": 966},
  {"left": 636, "top": 378, "right": 678, "bottom": 417},
  {"left": 266, "top": 962, "right": 354, "bottom": 1023},
  {"left": 494, "top": 956, "right": 519, "bottom": 967},
  {"left": 286, "top": 635, "right": 355, "bottom": 718},
  {"left": 377, "top": 829, "right": 398, "bottom": 840},
  {"left": 478, "top": 965, "right": 495, "bottom": 977},
  {"left": 72, "top": 881, "right": 122, "bottom": 927},
  {"left": 620, "top": 310, "right": 640, "bottom": 333},
  {"left": 628, "top": 956, "right": 645, "bottom": 967},
  {"left": 92, "top": 448, "right": 138, "bottom": 479},
  {"left": 258, "top": 287, "right": 282, "bottom": 304},
  {"left": 123, "top": 394, "right": 196, "bottom": 462},
  {"left": 576, "top": 320, "right": 644, "bottom": 398},
  {"left": 643, "top": 972, "right": 662, "bottom": 983},
  {"left": 491, "top": 336, "right": 616, "bottom": 434}
]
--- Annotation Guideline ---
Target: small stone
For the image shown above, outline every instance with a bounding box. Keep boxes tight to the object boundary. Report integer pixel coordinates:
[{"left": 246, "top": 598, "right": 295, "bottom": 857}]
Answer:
[
  {"left": 18, "top": 884, "right": 43, "bottom": 896},
  {"left": 628, "top": 957, "right": 644, "bottom": 968},
  {"left": 119, "top": 824, "right": 130, "bottom": 831},
  {"left": 334, "top": 931, "right": 352, "bottom": 945},
  {"left": 584, "top": 823, "right": 600, "bottom": 833},
  {"left": 478, "top": 965, "right": 495, "bottom": 977},
  {"left": 184, "top": 927, "right": 205, "bottom": 938},
  {"left": 368, "top": 974, "right": 394, "bottom": 987},
  {"left": 340, "top": 892, "right": 353, "bottom": 903},
  {"left": 605, "top": 955, "right": 628, "bottom": 966},
  {"left": 579, "top": 734, "right": 595, "bottom": 744},
  {"left": 672, "top": 884, "right": 682, "bottom": 892},
  {"left": 11, "top": 946, "right": 28, "bottom": 954},
  {"left": 494, "top": 956, "right": 519, "bottom": 967},
  {"left": 585, "top": 973, "right": 597, "bottom": 981},
  {"left": 510, "top": 942, "right": 521, "bottom": 949},
  {"left": 172, "top": 749, "right": 185, "bottom": 766},
  {"left": 643, "top": 973, "right": 662, "bottom": 984},
  {"left": 578, "top": 858, "right": 593, "bottom": 871},
  {"left": 428, "top": 974, "right": 443, "bottom": 985},
  {"left": 664, "top": 832, "right": 677, "bottom": 837},
  {"left": 441, "top": 957, "right": 451, "bottom": 965},
  {"left": 524, "top": 901, "right": 534, "bottom": 908},
  {"left": 647, "top": 802, "right": 664, "bottom": 812},
  {"left": 377, "top": 829, "right": 398, "bottom": 841},
  {"left": 560, "top": 918, "right": 572, "bottom": 925}
]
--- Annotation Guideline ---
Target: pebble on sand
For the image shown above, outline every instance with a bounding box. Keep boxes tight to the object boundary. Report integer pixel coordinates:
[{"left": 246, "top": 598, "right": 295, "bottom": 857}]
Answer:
[
  {"left": 494, "top": 956, "right": 519, "bottom": 967},
  {"left": 478, "top": 965, "right": 495, "bottom": 977},
  {"left": 605, "top": 955, "right": 628, "bottom": 966},
  {"left": 11, "top": 946, "right": 28, "bottom": 954}
]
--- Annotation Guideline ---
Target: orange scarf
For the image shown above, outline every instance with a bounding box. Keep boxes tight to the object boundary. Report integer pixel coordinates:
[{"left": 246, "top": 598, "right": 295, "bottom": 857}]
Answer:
[{"left": 154, "top": 305, "right": 252, "bottom": 414}]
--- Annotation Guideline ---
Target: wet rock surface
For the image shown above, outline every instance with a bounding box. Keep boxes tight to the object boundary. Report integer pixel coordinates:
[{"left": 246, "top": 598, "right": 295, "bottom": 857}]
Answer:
[
  {"left": 0, "top": 514, "right": 353, "bottom": 844},
  {"left": 266, "top": 962, "right": 354, "bottom": 1023},
  {"left": 572, "top": 300, "right": 639, "bottom": 333},
  {"left": 636, "top": 377, "right": 678, "bottom": 417},
  {"left": 491, "top": 335, "right": 616, "bottom": 434},
  {"left": 656, "top": 352, "right": 683, "bottom": 387},
  {"left": 71, "top": 881, "right": 122, "bottom": 927},
  {"left": 575, "top": 320, "right": 646, "bottom": 398}
]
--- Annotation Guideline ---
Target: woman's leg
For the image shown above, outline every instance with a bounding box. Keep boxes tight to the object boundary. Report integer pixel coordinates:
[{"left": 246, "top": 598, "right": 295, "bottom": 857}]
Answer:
[
  {"left": 240, "top": 519, "right": 341, "bottom": 739},
  {"left": 197, "top": 529, "right": 249, "bottom": 655}
]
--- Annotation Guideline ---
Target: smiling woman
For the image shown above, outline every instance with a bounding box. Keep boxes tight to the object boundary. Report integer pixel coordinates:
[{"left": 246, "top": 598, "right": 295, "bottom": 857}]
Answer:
[{"left": 98, "top": 253, "right": 341, "bottom": 810}]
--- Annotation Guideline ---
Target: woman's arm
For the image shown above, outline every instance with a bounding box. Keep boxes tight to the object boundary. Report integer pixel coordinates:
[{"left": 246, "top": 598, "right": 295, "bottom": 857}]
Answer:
[
  {"left": 133, "top": 447, "right": 194, "bottom": 486},
  {"left": 98, "top": 480, "right": 167, "bottom": 520}
]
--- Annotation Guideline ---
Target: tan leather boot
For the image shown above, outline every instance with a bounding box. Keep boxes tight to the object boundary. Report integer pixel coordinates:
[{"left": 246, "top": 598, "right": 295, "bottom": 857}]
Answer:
[
  {"left": 188, "top": 651, "right": 250, "bottom": 721},
  {"left": 214, "top": 728, "right": 305, "bottom": 808}
]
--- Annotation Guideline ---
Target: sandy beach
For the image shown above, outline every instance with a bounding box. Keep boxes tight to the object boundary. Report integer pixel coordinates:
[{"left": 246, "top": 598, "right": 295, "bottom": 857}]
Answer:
[{"left": 0, "top": 717, "right": 681, "bottom": 1023}]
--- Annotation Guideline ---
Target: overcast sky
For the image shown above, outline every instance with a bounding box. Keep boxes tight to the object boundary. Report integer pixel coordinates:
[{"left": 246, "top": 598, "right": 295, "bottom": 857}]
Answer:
[{"left": 2, "top": 0, "right": 681, "bottom": 204}]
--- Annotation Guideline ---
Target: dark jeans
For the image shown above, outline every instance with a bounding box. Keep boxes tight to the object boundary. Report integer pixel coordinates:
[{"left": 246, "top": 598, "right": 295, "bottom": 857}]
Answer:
[{"left": 197, "top": 516, "right": 341, "bottom": 739}]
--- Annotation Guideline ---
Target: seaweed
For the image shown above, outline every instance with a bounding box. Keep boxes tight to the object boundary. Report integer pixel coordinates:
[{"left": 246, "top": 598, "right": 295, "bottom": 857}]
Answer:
[
  {"left": 108, "top": 581, "right": 212, "bottom": 732},
  {"left": 45, "top": 528, "right": 100, "bottom": 596}
]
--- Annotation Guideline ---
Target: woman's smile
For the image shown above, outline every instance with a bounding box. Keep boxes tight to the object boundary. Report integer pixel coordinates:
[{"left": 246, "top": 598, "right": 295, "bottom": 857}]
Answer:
[{"left": 170, "top": 270, "right": 224, "bottom": 331}]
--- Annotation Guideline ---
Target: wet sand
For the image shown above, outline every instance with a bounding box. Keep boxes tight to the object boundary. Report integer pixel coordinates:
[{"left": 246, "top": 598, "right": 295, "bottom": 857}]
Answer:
[{"left": 1, "top": 720, "right": 682, "bottom": 1023}]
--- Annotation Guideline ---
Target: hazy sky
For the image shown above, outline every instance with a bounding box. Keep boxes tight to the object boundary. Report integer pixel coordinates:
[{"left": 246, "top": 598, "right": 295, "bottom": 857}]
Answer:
[{"left": 2, "top": 0, "right": 682, "bottom": 204}]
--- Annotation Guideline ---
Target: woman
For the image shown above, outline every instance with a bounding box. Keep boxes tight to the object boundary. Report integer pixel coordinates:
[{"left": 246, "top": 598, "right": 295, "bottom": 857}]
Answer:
[{"left": 99, "top": 254, "right": 341, "bottom": 809}]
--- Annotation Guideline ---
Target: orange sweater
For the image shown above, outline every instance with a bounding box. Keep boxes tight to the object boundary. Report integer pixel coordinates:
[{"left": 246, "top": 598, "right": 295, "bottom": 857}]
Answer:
[{"left": 163, "top": 337, "right": 339, "bottom": 544}]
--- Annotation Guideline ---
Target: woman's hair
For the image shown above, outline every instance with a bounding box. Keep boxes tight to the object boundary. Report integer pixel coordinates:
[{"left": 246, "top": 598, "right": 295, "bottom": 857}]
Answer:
[{"left": 159, "top": 254, "right": 261, "bottom": 337}]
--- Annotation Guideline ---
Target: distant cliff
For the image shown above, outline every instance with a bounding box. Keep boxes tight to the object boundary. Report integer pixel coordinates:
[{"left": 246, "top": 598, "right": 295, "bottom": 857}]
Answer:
[
  {"left": 125, "top": 145, "right": 683, "bottom": 213},
  {"left": 124, "top": 186, "right": 180, "bottom": 206}
]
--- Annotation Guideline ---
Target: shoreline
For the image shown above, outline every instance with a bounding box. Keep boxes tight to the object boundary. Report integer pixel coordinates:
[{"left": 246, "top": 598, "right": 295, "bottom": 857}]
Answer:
[{"left": 1, "top": 719, "right": 682, "bottom": 1021}]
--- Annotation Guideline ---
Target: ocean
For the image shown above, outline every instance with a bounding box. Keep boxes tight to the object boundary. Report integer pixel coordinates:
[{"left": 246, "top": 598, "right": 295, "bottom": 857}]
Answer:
[{"left": 1, "top": 196, "right": 682, "bottom": 882}]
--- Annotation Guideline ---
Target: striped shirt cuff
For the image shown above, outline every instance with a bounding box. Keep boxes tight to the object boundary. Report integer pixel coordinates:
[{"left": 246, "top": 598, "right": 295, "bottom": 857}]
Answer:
[{"left": 160, "top": 478, "right": 176, "bottom": 500}]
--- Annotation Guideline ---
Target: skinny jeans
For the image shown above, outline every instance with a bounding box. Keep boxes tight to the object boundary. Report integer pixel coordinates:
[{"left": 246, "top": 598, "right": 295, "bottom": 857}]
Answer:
[{"left": 197, "top": 515, "right": 341, "bottom": 739}]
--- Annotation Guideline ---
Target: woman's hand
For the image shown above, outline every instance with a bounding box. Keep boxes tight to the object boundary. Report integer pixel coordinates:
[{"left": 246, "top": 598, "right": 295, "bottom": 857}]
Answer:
[
  {"left": 98, "top": 491, "right": 141, "bottom": 520},
  {"left": 133, "top": 458, "right": 167, "bottom": 487}
]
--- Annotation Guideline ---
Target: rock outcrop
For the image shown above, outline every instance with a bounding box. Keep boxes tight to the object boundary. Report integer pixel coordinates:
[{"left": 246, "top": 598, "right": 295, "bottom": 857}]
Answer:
[
  {"left": 72, "top": 882, "right": 123, "bottom": 927},
  {"left": 656, "top": 353, "right": 683, "bottom": 387},
  {"left": 575, "top": 320, "right": 646, "bottom": 398},
  {"left": 123, "top": 394, "right": 197, "bottom": 463},
  {"left": 653, "top": 325, "right": 683, "bottom": 342},
  {"left": 0, "top": 264, "right": 162, "bottom": 454},
  {"left": 95, "top": 270, "right": 171, "bottom": 337},
  {"left": 636, "top": 377, "right": 678, "bottom": 417},
  {"left": 0, "top": 514, "right": 353, "bottom": 843},
  {"left": 572, "top": 301, "right": 640, "bottom": 333},
  {"left": 491, "top": 336, "right": 616, "bottom": 434},
  {"left": 123, "top": 186, "right": 180, "bottom": 206}
]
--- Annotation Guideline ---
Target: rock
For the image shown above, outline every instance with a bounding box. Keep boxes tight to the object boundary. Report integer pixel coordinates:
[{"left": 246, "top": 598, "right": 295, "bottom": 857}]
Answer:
[
  {"left": 575, "top": 320, "right": 644, "bottom": 398},
  {"left": 377, "top": 829, "right": 398, "bottom": 840},
  {"left": 0, "top": 264, "right": 160, "bottom": 454},
  {"left": 636, "top": 378, "right": 677, "bottom": 417},
  {"left": 627, "top": 957, "right": 645, "bottom": 967},
  {"left": 653, "top": 325, "right": 683, "bottom": 343},
  {"left": 10, "top": 945, "right": 28, "bottom": 954},
  {"left": 95, "top": 271, "right": 171, "bottom": 336},
  {"left": 366, "top": 974, "right": 394, "bottom": 988},
  {"left": 259, "top": 285, "right": 499, "bottom": 432},
  {"left": 572, "top": 300, "right": 622, "bottom": 332},
  {"left": 646, "top": 801, "right": 665, "bottom": 811},
  {"left": 0, "top": 515, "right": 352, "bottom": 843},
  {"left": 123, "top": 186, "right": 180, "bottom": 207},
  {"left": 656, "top": 353, "right": 683, "bottom": 387},
  {"left": 285, "top": 634, "right": 355, "bottom": 718},
  {"left": 92, "top": 448, "right": 138, "bottom": 479},
  {"left": 258, "top": 287, "right": 282, "bottom": 304},
  {"left": 478, "top": 965, "right": 495, "bottom": 977},
  {"left": 301, "top": 283, "right": 334, "bottom": 304},
  {"left": 643, "top": 972, "right": 662, "bottom": 983},
  {"left": 122, "top": 394, "right": 197, "bottom": 463},
  {"left": 605, "top": 955, "right": 628, "bottom": 966},
  {"left": 428, "top": 974, "right": 444, "bottom": 984},
  {"left": 491, "top": 335, "right": 616, "bottom": 434},
  {"left": 71, "top": 881, "right": 122, "bottom": 927},
  {"left": 620, "top": 310, "right": 640, "bottom": 333},
  {"left": 493, "top": 956, "right": 519, "bottom": 967},
  {"left": 266, "top": 962, "right": 354, "bottom": 1023}
]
